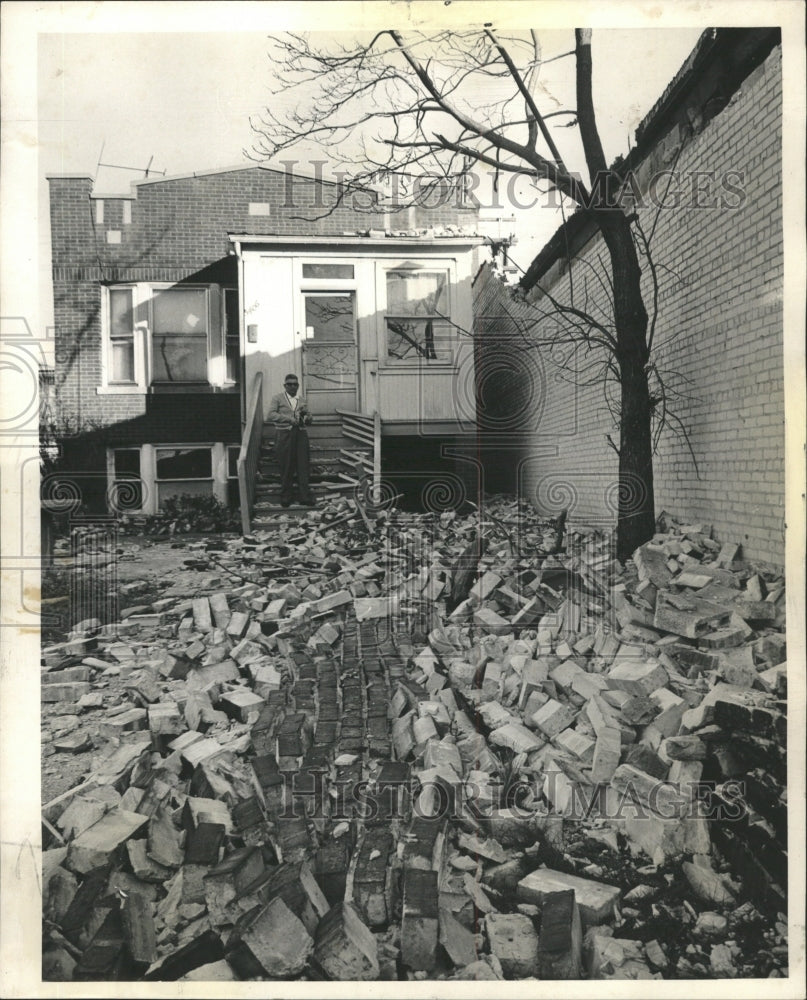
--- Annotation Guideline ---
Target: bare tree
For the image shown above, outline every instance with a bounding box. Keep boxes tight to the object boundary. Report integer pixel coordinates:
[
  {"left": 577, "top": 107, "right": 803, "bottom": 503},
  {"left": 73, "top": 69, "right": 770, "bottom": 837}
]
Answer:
[{"left": 251, "top": 27, "right": 661, "bottom": 559}]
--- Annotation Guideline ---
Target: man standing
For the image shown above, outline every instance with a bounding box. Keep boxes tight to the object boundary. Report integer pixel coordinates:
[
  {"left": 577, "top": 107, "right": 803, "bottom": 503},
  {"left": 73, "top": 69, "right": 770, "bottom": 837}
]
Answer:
[{"left": 268, "top": 373, "right": 315, "bottom": 507}]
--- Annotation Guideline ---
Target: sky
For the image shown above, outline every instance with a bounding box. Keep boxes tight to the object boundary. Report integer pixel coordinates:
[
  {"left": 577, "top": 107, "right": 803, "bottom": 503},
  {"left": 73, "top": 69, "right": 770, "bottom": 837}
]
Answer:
[
  {"left": 37, "top": 25, "right": 703, "bottom": 260},
  {"left": 21, "top": 3, "right": 716, "bottom": 345}
]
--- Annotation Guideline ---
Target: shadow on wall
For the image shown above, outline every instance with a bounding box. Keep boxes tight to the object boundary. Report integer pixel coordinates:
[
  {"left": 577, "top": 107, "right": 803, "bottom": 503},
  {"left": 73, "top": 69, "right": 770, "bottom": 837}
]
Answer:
[{"left": 41, "top": 391, "right": 242, "bottom": 516}]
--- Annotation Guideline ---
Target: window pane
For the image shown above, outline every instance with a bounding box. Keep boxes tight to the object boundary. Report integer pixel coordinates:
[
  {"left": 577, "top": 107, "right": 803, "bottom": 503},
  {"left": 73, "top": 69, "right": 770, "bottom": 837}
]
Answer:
[
  {"left": 158, "top": 480, "right": 213, "bottom": 507},
  {"left": 153, "top": 288, "right": 208, "bottom": 334},
  {"left": 304, "top": 293, "right": 354, "bottom": 343},
  {"left": 151, "top": 335, "right": 208, "bottom": 381},
  {"left": 112, "top": 450, "right": 142, "bottom": 510},
  {"left": 110, "top": 288, "right": 134, "bottom": 338},
  {"left": 155, "top": 447, "right": 211, "bottom": 480},
  {"left": 386, "top": 270, "right": 446, "bottom": 316},
  {"left": 386, "top": 318, "right": 451, "bottom": 361},
  {"left": 114, "top": 449, "right": 140, "bottom": 476},
  {"left": 111, "top": 341, "right": 135, "bottom": 382},
  {"left": 302, "top": 263, "right": 354, "bottom": 279}
]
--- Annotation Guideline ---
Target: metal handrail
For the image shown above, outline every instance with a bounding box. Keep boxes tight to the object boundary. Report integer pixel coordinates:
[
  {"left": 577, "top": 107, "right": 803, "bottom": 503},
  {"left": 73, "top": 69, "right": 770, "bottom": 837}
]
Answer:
[{"left": 237, "top": 371, "right": 264, "bottom": 534}]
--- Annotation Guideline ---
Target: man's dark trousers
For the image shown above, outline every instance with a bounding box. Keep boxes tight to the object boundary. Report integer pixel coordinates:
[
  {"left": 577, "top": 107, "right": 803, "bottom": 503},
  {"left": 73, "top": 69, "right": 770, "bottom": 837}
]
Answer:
[{"left": 275, "top": 424, "right": 312, "bottom": 504}]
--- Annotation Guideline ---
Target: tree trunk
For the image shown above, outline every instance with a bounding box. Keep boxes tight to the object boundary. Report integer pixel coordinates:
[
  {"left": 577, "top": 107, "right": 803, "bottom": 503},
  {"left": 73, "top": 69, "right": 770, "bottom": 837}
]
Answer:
[{"left": 599, "top": 209, "right": 656, "bottom": 561}]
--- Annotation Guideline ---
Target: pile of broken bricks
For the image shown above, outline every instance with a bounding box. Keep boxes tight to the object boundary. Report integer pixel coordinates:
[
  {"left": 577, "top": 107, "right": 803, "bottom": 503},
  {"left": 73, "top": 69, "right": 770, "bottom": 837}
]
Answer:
[{"left": 40, "top": 499, "right": 788, "bottom": 981}]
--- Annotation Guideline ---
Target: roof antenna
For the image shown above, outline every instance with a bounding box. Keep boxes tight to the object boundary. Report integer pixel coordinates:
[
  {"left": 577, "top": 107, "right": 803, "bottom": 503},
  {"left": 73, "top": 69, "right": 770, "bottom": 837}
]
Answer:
[
  {"left": 94, "top": 140, "right": 105, "bottom": 183},
  {"left": 95, "top": 146, "right": 166, "bottom": 179}
]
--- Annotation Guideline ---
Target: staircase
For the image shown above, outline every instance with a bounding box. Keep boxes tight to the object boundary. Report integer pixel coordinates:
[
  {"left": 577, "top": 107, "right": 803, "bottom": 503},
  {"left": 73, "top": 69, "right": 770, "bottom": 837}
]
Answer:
[{"left": 250, "top": 411, "right": 380, "bottom": 528}]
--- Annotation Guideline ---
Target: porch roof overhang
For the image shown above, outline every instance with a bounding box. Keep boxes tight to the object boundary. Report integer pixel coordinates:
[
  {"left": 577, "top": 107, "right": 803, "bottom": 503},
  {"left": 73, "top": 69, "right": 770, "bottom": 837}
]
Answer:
[{"left": 229, "top": 234, "right": 485, "bottom": 254}]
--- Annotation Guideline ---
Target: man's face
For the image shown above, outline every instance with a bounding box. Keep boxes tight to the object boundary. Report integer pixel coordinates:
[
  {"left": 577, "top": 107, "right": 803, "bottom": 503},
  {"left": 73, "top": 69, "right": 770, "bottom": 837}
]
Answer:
[{"left": 285, "top": 380, "right": 299, "bottom": 397}]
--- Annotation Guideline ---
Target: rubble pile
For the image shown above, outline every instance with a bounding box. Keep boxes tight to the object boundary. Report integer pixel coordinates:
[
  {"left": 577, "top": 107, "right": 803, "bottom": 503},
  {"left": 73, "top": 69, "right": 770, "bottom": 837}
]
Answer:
[{"left": 41, "top": 499, "right": 788, "bottom": 981}]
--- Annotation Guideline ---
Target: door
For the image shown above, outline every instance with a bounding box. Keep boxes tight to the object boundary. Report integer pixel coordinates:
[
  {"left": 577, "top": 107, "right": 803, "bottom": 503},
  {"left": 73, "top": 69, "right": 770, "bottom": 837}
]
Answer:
[{"left": 301, "top": 291, "right": 358, "bottom": 416}]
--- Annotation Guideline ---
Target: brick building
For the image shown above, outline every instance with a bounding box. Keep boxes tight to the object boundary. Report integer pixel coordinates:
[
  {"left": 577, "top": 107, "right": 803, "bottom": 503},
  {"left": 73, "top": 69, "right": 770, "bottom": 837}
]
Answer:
[
  {"left": 46, "top": 165, "right": 483, "bottom": 523},
  {"left": 473, "top": 28, "right": 784, "bottom": 564}
]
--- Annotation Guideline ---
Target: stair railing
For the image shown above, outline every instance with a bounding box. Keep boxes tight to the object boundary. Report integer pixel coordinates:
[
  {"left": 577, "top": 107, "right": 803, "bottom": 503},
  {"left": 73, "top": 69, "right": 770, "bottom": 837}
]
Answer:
[
  {"left": 237, "top": 371, "right": 264, "bottom": 534},
  {"left": 336, "top": 407, "right": 382, "bottom": 504},
  {"left": 372, "top": 410, "right": 381, "bottom": 503}
]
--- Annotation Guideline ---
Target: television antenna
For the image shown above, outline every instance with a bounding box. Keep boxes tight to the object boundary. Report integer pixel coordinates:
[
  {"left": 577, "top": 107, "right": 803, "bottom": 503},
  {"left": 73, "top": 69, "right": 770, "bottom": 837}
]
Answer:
[{"left": 94, "top": 142, "right": 166, "bottom": 182}]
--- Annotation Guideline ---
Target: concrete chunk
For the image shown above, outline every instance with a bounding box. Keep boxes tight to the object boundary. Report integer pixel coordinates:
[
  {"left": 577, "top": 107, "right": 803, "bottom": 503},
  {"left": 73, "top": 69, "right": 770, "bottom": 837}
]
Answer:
[
  {"left": 537, "top": 889, "right": 583, "bottom": 978},
  {"left": 531, "top": 698, "right": 575, "bottom": 738},
  {"left": 240, "top": 896, "right": 314, "bottom": 977},
  {"left": 192, "top": 597, "right": 212, "bottom": 632},
  {"left": 67, "top": 809, "right": 148, "bottom": 874},
  {"left": 401, "top": 869, "right": 439, "bottom": 972},
  {"left": 590, "top": 727, "right": 622, "bottom": 783},
  {"left": 314, "top": 902, "right": 379, "bottom": 981},
  {"left": 517, "top": 868, "right": 620, "bottom": 925},
  {"left": 489, "top": 723, "right": 543, "bottom": 754},
  {"left": 486, "top": 913, "right": 539, "bottom": 978},
  {"left": 607, "top": 659, "right": 669, "bottom": 697}
]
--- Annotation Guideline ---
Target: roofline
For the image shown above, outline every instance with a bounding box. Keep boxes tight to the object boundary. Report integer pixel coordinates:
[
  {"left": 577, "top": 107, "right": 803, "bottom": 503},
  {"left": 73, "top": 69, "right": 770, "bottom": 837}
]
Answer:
[
  {"left": 46, "top": 162, "right": 353, "bottom": 198},
  {"left": 229, "top": 234, "right": 485, "bottom": 248},
  {"left": 132, "top": 161, "right": 363, "bottom": 190},
  {"left": 133, "top": 162, "right": 282, "bottom": 187}
]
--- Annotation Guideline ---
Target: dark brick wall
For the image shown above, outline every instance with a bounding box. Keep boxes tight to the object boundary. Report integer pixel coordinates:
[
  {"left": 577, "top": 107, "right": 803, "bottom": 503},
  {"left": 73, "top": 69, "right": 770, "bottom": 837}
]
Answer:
[{"left": 473, "top": 45, "right": 784, "bottom": 563}]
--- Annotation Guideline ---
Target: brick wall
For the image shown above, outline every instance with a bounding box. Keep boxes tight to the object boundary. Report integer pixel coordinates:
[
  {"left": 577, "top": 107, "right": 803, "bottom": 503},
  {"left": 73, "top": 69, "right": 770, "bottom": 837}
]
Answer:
[{"left": 474, "top": 44, "right": 784, "bottom": 564}]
